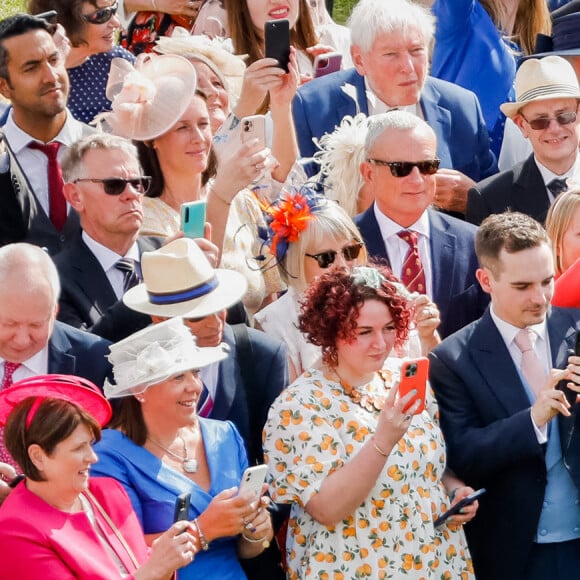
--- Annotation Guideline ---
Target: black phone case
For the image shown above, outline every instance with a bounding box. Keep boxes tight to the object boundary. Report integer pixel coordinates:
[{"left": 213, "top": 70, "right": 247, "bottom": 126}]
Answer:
[
  {"left": 173, "top": 492, "right": 191, "bottom": 523},
  {"left": 558, "top": 330, "right": 580, "bottom": 406},
  {"left": 265, "top": 19, "right": 290, "bottom": 73}
]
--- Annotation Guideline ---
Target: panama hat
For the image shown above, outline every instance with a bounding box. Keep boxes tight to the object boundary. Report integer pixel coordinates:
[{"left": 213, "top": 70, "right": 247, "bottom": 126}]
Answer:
[
  {"left": 123, "top": 238, "right": 247, "bottom": 318},
  {"left": 104, "top": 318, "right": 228, "bottom": 398},
  {"left": 101, "top": 53, "right": 197, "bottom": 141},
  {"left": 0, "top": 375, "right": 112, "bottom": 428},
  {"left": 500, "top": 56, "right": 580, "bottom": 118}
]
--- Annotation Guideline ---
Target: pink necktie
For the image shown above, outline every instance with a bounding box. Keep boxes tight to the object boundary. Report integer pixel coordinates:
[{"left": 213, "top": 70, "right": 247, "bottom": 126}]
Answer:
[
  {"left": 397, "top": 230, "right": 427, "bottom": 294},
  {"left": 0, "top": 362, "right": 21, "bottom": 468},
  {"left": 514, "top": 328, "right": 546, "bottom": 398},
  {"left": 28, "top": 141, "right": 67, "bottom": 230}
]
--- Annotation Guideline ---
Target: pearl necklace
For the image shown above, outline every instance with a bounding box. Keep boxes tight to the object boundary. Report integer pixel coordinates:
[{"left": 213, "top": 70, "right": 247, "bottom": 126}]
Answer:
[
  {"left": 147, "top": 431, "right": 198, "bottom": 473},
  {"left": 331, "top": 368, "right": 392, "bottom": 413}
]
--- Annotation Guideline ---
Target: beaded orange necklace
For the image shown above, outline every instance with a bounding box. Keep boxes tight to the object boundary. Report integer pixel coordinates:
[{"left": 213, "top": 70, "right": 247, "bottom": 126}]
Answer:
[{"left": 329, "top": 368, "right": 393, "bottom": 413}]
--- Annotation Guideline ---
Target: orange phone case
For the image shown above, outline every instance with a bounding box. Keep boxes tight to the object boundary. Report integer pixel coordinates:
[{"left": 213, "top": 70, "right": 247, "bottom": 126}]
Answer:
[{"left": 398, "top": 357, "right": 429, "bottom": 414}]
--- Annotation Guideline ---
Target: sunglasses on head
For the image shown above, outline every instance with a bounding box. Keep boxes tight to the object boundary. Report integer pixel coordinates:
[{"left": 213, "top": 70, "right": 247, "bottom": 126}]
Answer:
[
  {"left": 82, "top": 1, "right": 118, "bottom": 24},
  {"left": 305, "top": 242, "right": 364, "bottom": 269},
  {"left": 520, "top": 110, "right": 577, "bottom": 131},
  {"left": 367, "top": 158, "right": 440, "bottom": 177},
  {"left": 74, "top": 176, "right": 151, "bottom": 195}
]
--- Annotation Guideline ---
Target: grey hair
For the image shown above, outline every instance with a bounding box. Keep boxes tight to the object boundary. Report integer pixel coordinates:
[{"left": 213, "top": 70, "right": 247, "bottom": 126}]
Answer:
[
  {"left": 348, "top": 0, "right": 435, "bottom": 54},
  {"left": 61, "top": 133, "right": 140, "bottom": 183},
  {"left": 0, "top": 243, "right": 61, "bottom": 305},
  {"left": 364, "top": 111, "right": 435, "bottom": 155}
]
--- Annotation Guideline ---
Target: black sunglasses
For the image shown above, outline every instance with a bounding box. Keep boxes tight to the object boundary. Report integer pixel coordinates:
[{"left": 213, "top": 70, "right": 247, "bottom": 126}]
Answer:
[
  {"left": 82, "top": 1, "right": 118, "bottom": 24},
  {"left": 74, "top": 176, "right": 151, "bottom": 195},
  {"left": 520, "top": 110, "right": 577, "bottom": 131},
  {"left": 367, "top": 158, "right": 440, "bottom": 177},
  {"left": 305, "top": 242, "right": 364, "bottom": 269}
]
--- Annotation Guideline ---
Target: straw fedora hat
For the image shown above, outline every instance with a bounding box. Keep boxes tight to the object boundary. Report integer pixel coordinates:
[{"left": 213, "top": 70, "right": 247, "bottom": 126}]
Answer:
[
  {"left": 500, "top": 56, "right": 580, "bottom": 118},
  {"left": 102, "top": 53, "right": 197, "bottom": 141},
  {"left": 104, "top": 318, "right": 228, "bottom": 398},
  {"left": 123, "top": 238, "right": 247, "bottom": 318}
]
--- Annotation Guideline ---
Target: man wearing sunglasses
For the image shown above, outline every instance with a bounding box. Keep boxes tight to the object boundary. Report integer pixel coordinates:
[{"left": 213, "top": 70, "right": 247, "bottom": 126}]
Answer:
[
  {"left": 0, "top": 13, "right": 93, "bottom": 255},
  {"left": 52, "top": 133, "right": 163, "bottom": 340},
  {"left": 467, "top": 56, "right": 580, "bottom": 226},
  {"left": 355, "top": 111, "right": 488, "bottom": 339}
]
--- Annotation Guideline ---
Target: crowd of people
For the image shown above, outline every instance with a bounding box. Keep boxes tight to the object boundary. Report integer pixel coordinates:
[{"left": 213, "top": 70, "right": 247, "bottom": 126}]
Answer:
[{"left": 1, "top": 0, "right": 580, "bottom": 578}]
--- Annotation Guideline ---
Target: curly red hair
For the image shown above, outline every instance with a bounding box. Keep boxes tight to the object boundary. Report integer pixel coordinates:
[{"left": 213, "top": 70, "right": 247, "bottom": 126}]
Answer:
[{"left": 298, "top": 266, "right": 411, "bottom": 366}]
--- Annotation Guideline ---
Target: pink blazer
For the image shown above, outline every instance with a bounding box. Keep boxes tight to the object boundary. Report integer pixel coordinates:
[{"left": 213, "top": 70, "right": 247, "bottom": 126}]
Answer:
[{"left": 0, "top": 477, "right": 150, "bottom": 579}]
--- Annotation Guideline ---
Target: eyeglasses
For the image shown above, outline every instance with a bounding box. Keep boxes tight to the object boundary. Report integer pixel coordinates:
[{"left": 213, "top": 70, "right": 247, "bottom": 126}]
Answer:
[
  {"left": 367, "top": 158, "right": 440, "bottom": 177},
  {"left": 82, "top": 1, "right": 118, "bottom": 24},
  {"left": 74, "top": 176, "right": 151, "bottom": 195},
  {"left": 520, "top": 110, "right": 577, "bottom": 130},
  {"left": 305, "top": 242, "right": 364, "bottom": 269}
]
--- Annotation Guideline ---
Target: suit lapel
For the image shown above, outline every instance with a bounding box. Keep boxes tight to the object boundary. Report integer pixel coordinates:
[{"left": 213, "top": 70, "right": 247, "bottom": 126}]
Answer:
[
  {"left": 428, "top": 209, "right": 456, "bottom": 309},
  {"left": 355, "top": 205, "right": 390, "bottom": 263},
  {"left": 420, "top": 79, "right": 452, "bottom": 169},
  {"left": 47, "top": 324, "right": 76, "bottom": 374},
  {"left": 211, "top": 329, "right": 237, "bottom": 420},
  {"left": 336, "top": 69, "right": 368, "bottom": 119},
  {"left": 511, "top": 156, "right": 551, "bottom": 222}
]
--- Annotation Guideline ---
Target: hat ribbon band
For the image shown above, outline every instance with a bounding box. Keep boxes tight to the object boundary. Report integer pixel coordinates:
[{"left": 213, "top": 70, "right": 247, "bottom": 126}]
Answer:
[
  {"left": 518, "top": 83, "right": 580, "bottom": 102},
  {"left": 147, "top": 275, "right": 219, "bottom": 305}
]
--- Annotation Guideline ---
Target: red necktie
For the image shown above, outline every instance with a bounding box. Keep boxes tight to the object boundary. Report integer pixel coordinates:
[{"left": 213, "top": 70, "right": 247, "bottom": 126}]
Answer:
[
  {"left": 0, "top": 362, "right": 22, "bottom": 468},
  {"left": 514, "top": 328, "right": 546, "bottom": 398},
  {"left": 397, "top": 230, "right": 427, "bottom": 294},
  {"left": 28, "top": 141, "right": 67, "bottom": 230}
]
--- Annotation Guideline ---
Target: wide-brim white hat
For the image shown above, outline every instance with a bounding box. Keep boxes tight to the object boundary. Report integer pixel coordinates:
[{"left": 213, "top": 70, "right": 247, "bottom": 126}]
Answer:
[
  {"left": 123, "top": 238, "right": 247, "bottom": 318},
  {"left": 500, "top": 56, "right": 580, "bottom": 118},
  {"left": 104, "top": 318, "right": 228, "bottom": 399}
]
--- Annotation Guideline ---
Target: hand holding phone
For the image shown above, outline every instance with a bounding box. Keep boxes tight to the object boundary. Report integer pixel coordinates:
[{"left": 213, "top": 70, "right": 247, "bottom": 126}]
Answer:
[
  {"left": 398, "top": 357, "right": 429, "bottom": 415},
  {"left": 265, "top": 19, "right": 290, "bottom": 72},
  {"left": 174, "top": 492, "right": 191, "bottom": 523},
  {"left": 434, "top": 488, "right": 486, "bottom": 527},
  {"left": 238, "top": 465, "right": 268, "bottom": 500},
  {"left": 313, "top": 52, "right": 342, "bottom": 78},
  {"left": 181, "top": 200, "right": 207, "bottom": 239},
  {"left": 241, "top": 115, "right": 267, "bottom": 149}
]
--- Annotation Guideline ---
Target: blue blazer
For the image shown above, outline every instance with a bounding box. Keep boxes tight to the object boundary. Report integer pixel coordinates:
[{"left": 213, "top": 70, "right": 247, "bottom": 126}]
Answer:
[
  {"left": 429, "top": 307, "right": 580, "bottom": 580},
  {"left": 293, "top": 68, "right": 497, "bottom": 181},
  {"left": 48, "top": 321, "right": 112, "bottom": 390},
  {"left": 354, "top": 206, "right": 488, "bottom": 338}
]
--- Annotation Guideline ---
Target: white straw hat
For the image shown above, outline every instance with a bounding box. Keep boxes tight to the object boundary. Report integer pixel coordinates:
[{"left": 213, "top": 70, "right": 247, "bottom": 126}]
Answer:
[
  {"left": 123, "top": 238, "right": 247, "bottom": 318},
  {"left": 500, "top": 56, "right": 580, "bottom": 118},
  {"left": 104, "top": 318, "right": 227, "bottom": 399}
]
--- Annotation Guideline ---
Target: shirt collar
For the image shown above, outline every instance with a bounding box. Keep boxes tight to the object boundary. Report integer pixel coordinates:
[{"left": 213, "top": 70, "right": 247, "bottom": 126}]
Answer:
[
  {"left": 373, "top": 203, "right": 431, "bottom": 239},
  {"left": 535, "top": 154, "right": 580, "bottom": 185},
  {"left": 82, "top": 231, "right": 140, "bottom": 272},
  {"left": 363, "top": 78, "right": 419, "bottom": 116},
  {"left": 489, "top": 305, "right": 548, "bottom": 348},
  {"left": 1, "top": 345, "right": 49, "bottom": 376}
]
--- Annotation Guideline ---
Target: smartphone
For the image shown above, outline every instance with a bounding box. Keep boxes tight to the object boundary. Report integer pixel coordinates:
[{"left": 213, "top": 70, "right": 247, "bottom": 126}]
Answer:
[
  {"left": 265, "top": 19, "right": 290, "bottom": 73},
  {"left": 173, "top": 492, "right": 191, "bottom": 523},
  {"left": 313, "top": 52, "right": 342, "bottom": 78},
  {"left": 238, "top": 464, "right": 268, "bottom": 500},
  {"left": 558, "top": 331, "right": 580, "bottom": 406},
  {"left": 8, "top": 474, "right": 25, "bottom": 488},
  {"left": 398, "top": 357, "right": 429, "bottom": 415},
  {"left": 241, "top": 115, "right": 267, "bottom": 148},
  {"left": 434, "top": 488, "right": 486, "bottom": 527},
  {"left": 181, "top": 200, "right": 206, "bottom": 239}
]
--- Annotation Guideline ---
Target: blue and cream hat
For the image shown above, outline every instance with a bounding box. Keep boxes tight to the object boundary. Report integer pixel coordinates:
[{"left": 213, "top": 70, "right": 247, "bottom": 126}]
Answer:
[
  {"left": 500, "top": 56, "right": 580, "bottom": 118},
  {"left": 123, "top": 237, "right": 247, "bottom": 318}
]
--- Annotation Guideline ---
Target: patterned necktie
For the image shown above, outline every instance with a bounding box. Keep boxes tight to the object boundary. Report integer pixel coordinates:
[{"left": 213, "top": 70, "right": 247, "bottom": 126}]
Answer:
[
  {"left": 197, "top": 382, "right": 214, "bottom": 418},
  {"left": 115, "top": 258, "right": 140, "bottom": 292},
  {"left": 514, "top": 328, "right": 546, "bottom": 398},
  {"left": 0, "top": 362, "right": 22, "bottom": 467},
  {"left": 397, "top": 230, "right": 427, "bottom": 294},
  {"left": 547, "top": 178, "right": 568, "bottom": 197},
  {"left": 28, "top": 141, "right": 67, "bottom": 230}
]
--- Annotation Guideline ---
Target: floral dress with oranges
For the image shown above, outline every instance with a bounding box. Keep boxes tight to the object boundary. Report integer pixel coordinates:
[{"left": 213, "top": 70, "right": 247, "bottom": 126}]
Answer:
[{"left": 263, "top": 368, "right": 474, "bottom": 580}]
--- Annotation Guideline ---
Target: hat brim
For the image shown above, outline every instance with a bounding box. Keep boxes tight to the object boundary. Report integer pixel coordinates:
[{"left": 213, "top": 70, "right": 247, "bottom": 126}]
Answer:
[
  {"left": 500, "top": 93, "right": 580, "bottom": 118},
  {"left": 123, "top": 268, "right": 248, "bottom": 318},
  {"left": 104, "top": 344, "right": 228, "bottom": 399},
  {"left": 0, "top": 375, "right": 112, "bottom": 427},
  {"left": 524, "top": 48, "right": 580, "bottom": 60}
]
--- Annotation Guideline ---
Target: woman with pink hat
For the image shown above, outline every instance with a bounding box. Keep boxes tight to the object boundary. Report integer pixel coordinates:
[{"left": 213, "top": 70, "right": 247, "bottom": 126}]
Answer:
[{"left": 0, "top": 374, "right": 197, "bottom": 578}]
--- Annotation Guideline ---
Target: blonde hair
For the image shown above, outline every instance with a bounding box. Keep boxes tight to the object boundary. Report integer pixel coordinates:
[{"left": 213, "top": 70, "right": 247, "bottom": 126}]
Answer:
[{"left": 545, "top": 187, "right": 580, "bottom": 276}]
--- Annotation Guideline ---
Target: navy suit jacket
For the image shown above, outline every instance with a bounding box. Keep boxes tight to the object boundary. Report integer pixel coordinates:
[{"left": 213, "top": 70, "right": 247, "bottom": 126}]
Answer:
[
  {"left": 53, "top": 235, "right": 162, "bottom": 341},
  {"left": 211, "top": 325, "right": 288, "bottom": 466},
  {"left": 48, "top": 321, "right": 112, "bottom": 389},
  {"left": 466, "top": 154, "right": 551, "bottom": 225},
  {"left": 429, "top": 307, "right": 580, "bottom": 580},
  {"left": 292, "top": 68, "right": 497, "bottom": 181},
  {"left": 354, "top": 206, "right": 488, "bottom": 337}
]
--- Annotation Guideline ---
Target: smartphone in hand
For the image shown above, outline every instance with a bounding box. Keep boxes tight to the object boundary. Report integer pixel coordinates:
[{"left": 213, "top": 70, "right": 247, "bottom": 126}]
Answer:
[
  {"left": 174, "top": 492, "right": 191, "bottom": 523},
  {"left": 313, "top": 52, "right": 342, "bottom": 78},
  {"left": 181, "top": 200, "right": 206, "bottom": 239},
  {"left": 398, "top": 357, "right": 429, "bottom": 415},
  {"left": 434, "top": 488, "right": 486, "bottom": 527},
  {"left": 238, "top": 464, "right": 268, "bottom": 500},
  {"left": 558, "top": 330, "right": 580, "bottom": 406},
  {"left": 241, "top": 115, "right": 267, "bottom": 149},
  {"left": 265, "top": 19, "right": 290, "bottom": 72}
]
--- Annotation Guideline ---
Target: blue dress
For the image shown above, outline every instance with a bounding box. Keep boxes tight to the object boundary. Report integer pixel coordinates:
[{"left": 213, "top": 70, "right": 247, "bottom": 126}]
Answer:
[
  {"left": 67, "top": 46, "right": 135, "bottom": 125},
  {"left": 431, "top": 0, "right": 517, "bottom": 157},
  {"left": 92, "top": 419, "right": 249, "bottom": 580}
]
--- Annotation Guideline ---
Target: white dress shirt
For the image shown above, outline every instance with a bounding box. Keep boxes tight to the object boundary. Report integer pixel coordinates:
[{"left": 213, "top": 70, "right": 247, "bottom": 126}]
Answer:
[
  {"left": 535, "top": 157, "right": 580, "bottom": 203},
  {"left": 364, "top": 78, "right": 421, "bottom": 117},
  {"left": 0, "top": 347, "right": 49, "bottom": 384}
]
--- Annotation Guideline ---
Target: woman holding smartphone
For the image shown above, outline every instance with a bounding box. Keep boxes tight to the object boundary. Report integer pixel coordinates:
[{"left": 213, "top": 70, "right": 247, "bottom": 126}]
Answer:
[
  {"left": 92, "top": 318, "right": 274, "bottom": 580},
  {"left": 263, "top": 265, "right": 478, "bottom": 579}
]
